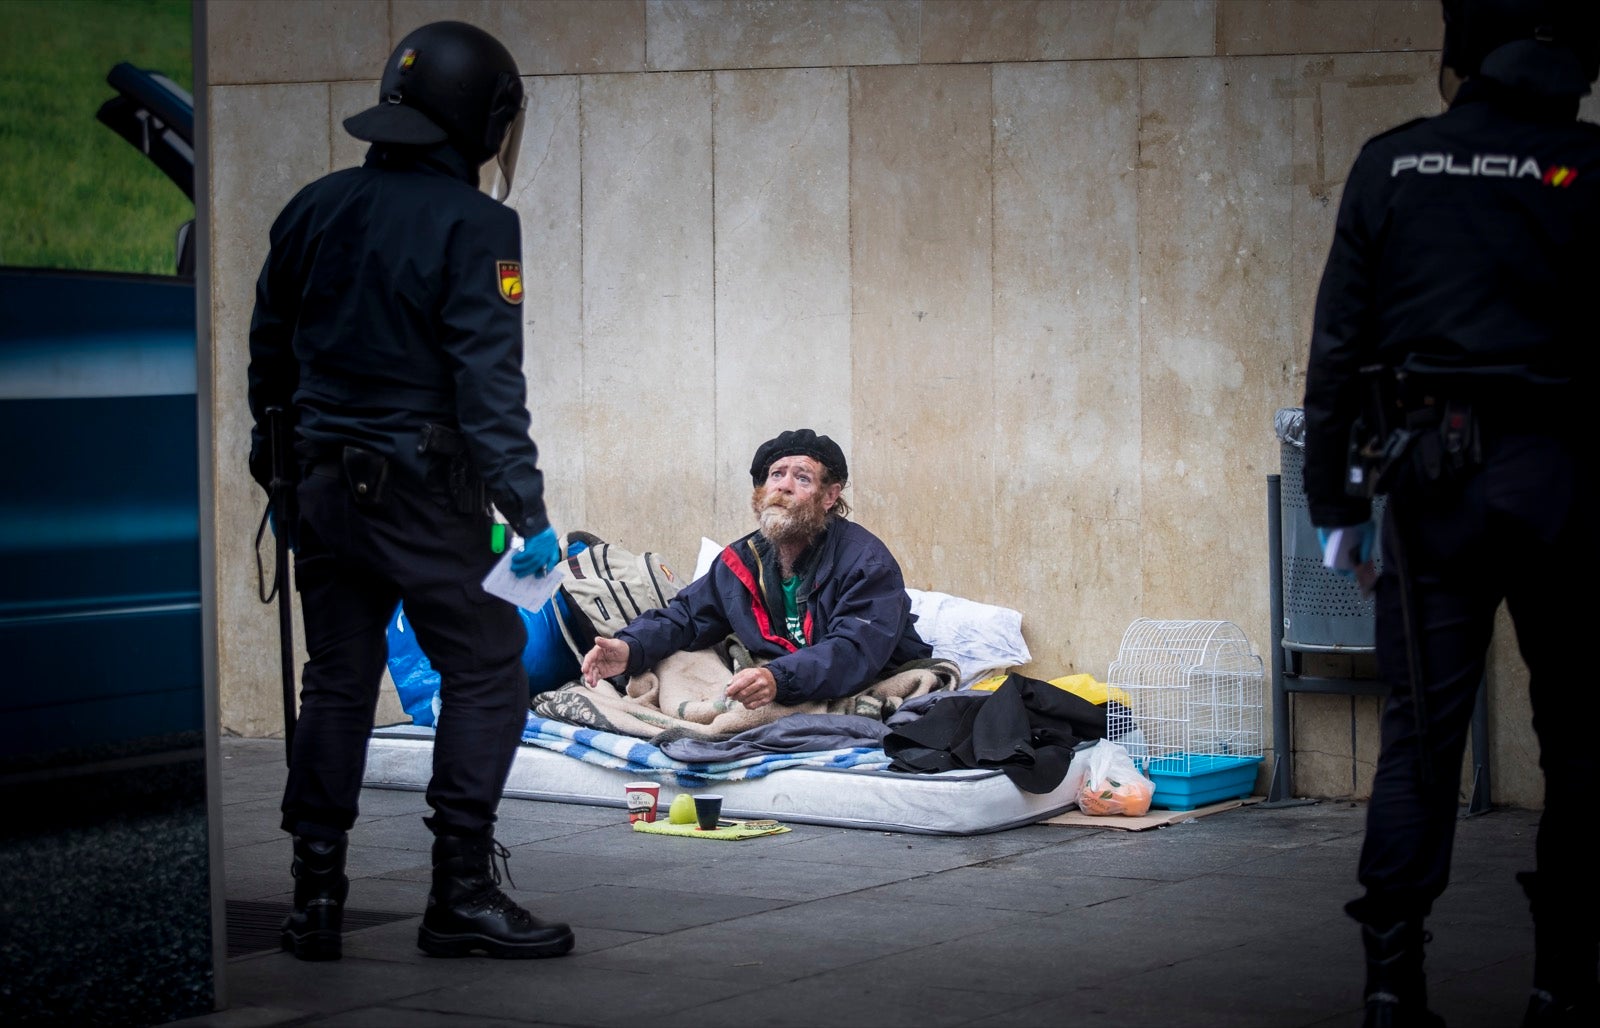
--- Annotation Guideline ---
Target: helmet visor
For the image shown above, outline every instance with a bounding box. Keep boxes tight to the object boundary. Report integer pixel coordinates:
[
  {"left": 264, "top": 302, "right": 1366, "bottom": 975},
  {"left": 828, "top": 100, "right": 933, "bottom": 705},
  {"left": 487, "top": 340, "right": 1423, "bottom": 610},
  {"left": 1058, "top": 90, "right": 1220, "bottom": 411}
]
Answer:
[{"left": 491, "top": 100, "right": 526, "bottom": 202}]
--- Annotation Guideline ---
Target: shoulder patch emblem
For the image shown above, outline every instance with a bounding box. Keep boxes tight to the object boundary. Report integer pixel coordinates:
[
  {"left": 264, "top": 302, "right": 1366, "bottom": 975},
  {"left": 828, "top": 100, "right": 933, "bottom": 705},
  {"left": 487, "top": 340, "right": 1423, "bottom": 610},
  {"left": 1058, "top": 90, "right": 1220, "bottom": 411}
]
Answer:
[{"left": 496, "top": 260, "right": 523, "bottom": 304}]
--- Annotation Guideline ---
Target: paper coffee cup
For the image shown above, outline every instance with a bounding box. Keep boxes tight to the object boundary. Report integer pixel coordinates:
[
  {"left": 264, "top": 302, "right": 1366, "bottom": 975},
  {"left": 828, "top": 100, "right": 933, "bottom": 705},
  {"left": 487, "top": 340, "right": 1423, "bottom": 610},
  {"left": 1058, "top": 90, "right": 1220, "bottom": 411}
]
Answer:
[
  {"left": 692, "top": 793, "right": 723, "bottom": 831},
  {"left": 624, "top": 781, "right": 660, "bottom": 823}
]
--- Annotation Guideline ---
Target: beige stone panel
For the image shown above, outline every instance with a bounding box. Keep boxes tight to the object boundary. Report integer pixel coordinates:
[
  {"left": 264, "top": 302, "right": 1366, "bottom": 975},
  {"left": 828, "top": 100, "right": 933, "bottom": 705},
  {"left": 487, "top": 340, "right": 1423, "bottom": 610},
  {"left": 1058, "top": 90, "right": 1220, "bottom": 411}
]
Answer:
[
  {"left": 210, "top": 83, "right": 330, "bottom": 736},
  {"left": 711, "top": 67, "right": 851, "bottom": 547},
  {"left": 330, "top": 81, "right": 377, "bottom": 170},
  {"left": 506, "top": 76, "right": 585, "bottom": 537},
  {"left": 1489, "top": 603, "right": 1538, "bottom": 808},
  {"left": 649, "top": 0, "right": 918, "bottom": 71},
  {"left": 206, "top": 0, "right": 389, "bottom": 85},
  {"left": 393, "top": 0, "right": 647, "bottom": 75},
  {"left": 1217, "top": 0, "right": 1440, "bottom": 57},
  {"left": 1293, "top": 689, "right": 1493, "bottom": 803},
  {"left": 921, "top": 0, "right": 1216, "bottom": 64},
  {"left": 850, "top": 64, "right": 993, "bottom": 601},
  {"left": 991, "top": 61, "right": 1143, "bottom": 679},
  {"left": 1289, "top": 693, "right": 1376, "bottom": 798},
  {"left": 1285, "top": 52, "right": 1439, "bottom": 393},
  {"left": 1314, "top": 54, "right": 1441, "bottom": 187},
  {"left": 580, "top": 72, "right": 714, "bottom": 570},
  {"left": 1137, "top": 57, "right": 1294, "bottom": 655}
]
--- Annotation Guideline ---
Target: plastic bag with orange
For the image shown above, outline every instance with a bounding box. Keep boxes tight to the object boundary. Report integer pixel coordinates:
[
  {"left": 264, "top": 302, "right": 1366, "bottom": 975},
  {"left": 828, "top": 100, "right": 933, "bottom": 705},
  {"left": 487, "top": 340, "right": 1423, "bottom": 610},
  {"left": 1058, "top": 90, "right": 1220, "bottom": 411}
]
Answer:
[{"left": 1075, "top": 738, "right": 1155, "bottom": 817}]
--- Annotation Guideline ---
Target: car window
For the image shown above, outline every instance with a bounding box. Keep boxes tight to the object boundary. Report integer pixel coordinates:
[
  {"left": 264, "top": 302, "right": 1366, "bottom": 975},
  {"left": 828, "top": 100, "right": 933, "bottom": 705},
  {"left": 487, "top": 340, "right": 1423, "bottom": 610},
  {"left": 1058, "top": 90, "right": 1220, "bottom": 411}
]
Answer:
[{"left": 0, "top": 0, "right": 193, "bottom": 276}]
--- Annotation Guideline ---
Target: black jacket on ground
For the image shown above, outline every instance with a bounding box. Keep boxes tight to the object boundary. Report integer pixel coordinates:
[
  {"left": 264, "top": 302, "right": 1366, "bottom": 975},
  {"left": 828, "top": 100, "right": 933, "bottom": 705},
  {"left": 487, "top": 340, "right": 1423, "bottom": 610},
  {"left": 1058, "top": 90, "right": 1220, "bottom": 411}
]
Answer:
[
  {"left": 247, "top": 142, "right": 548, "bottom": 538},
  {"left": 884, "top": 674, "right": 1110, "bottom": 794}
]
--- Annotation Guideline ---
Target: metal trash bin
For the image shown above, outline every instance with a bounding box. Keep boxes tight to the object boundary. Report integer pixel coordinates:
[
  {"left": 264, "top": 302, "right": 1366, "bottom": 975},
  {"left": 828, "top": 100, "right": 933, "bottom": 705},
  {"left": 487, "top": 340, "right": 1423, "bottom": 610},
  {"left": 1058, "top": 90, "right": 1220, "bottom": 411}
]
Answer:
[{"left": 1274, "top": 408, "right": 1384, "bottom": 654}]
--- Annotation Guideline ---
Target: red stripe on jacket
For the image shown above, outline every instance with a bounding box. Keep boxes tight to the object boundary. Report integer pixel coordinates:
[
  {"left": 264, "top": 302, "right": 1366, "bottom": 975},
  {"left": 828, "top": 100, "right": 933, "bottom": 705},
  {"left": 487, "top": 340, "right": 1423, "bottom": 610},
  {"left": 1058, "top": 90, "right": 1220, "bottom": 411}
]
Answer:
[{"left": 719, "top": 547, "right": 798, "bottom": 654}]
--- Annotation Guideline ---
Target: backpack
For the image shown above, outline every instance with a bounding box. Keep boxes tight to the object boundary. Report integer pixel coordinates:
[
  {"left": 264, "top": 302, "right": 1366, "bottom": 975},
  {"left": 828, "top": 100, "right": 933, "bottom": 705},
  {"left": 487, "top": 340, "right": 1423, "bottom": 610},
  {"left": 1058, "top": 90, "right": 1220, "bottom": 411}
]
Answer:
[{"left": 555, "top": 530, "right": 683, "bottom": 662}]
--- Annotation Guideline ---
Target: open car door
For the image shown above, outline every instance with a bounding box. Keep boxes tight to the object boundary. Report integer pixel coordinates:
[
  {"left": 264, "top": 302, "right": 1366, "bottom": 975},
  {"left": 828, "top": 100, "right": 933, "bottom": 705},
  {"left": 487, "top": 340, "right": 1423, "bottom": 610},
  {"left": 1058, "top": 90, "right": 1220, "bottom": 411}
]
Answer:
[{"left": 95, "top": 61, "right": 196, "bottom": 273}]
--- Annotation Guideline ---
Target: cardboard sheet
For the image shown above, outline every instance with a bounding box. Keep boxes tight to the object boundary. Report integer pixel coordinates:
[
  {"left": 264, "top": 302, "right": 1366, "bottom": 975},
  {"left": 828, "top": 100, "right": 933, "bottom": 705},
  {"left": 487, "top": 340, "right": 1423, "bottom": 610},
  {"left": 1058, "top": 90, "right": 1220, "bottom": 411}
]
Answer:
[{"left": 1041, "top": 795, "right": 1261, "bottom": 831}]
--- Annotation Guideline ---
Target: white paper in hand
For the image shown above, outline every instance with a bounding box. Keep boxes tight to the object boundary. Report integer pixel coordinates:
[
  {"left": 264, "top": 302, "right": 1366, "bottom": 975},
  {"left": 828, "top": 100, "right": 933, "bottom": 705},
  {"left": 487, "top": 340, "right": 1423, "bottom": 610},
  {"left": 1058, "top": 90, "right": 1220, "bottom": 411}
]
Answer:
[{"left": 481, "top": 548, "right": 566, "bottom": 611}]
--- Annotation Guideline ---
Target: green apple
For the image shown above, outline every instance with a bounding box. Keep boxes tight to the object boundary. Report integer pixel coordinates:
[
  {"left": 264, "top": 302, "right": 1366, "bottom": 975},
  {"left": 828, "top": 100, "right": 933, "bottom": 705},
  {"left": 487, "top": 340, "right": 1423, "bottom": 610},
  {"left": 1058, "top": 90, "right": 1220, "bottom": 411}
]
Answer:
[{"left": 667, "top": 793, "right": 697, "bottom": 825}]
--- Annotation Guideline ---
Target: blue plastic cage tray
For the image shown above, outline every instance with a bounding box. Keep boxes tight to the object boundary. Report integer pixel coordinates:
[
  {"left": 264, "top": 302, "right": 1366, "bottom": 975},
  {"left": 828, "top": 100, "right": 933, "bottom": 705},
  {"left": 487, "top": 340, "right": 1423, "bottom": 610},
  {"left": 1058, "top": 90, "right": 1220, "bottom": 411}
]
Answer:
[{"left": 1145, "top": 754, "right": 1263, "bottom": 811}]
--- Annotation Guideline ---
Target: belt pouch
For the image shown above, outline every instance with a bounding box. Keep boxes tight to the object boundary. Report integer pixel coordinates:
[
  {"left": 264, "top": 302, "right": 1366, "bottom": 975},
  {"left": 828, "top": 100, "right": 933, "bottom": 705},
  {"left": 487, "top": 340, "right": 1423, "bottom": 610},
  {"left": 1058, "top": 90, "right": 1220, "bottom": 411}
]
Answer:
[{"left": 340, "top": 445, "right": 390, "bottom": 506}]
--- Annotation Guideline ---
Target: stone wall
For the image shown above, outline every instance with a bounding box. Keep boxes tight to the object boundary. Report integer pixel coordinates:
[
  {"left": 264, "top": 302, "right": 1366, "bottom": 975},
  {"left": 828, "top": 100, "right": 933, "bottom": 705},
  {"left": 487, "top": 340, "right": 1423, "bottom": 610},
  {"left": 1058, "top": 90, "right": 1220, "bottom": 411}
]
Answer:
[{"left": 204, "top": 0, "right": 1571, "bottom": 806}]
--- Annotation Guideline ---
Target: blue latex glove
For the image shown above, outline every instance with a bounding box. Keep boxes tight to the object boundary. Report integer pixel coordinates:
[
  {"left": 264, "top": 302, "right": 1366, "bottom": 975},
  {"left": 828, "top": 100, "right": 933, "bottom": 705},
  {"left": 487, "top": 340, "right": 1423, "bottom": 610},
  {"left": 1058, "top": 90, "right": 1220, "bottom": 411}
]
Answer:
[
  {"left": 510, "top": 526, "right": 560, "bottom": 579},
  {"left": 1316, "top": 522, "right": 1374, "bottom": 579}
]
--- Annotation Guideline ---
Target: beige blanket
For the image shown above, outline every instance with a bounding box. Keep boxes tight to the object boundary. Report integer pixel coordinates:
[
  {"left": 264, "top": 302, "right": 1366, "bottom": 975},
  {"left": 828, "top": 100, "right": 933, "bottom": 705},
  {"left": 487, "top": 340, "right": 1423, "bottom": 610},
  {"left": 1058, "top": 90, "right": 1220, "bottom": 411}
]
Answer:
[{"left": 533, "top": 642, "right": 960, "bottom": 742}]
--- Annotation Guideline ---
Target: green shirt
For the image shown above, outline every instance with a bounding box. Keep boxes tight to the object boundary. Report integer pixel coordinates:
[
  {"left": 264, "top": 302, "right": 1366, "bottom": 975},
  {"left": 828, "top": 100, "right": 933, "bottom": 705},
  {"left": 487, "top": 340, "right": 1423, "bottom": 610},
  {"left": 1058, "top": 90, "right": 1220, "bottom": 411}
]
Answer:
[{"left": 781, "top": 575, "right": 806, "bottom": 646}]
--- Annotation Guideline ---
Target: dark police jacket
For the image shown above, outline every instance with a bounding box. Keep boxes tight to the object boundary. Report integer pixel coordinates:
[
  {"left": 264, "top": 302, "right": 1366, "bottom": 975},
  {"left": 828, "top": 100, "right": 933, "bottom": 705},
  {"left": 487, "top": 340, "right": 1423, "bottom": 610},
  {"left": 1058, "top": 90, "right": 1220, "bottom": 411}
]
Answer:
[
  {"left": 616, "top": 519, "right": 933, "bottom": 705},
  {"left": 247, "top": 142, "right": 548, "bottom": 538},
  {"left": 1302, "top": 77, "right": 1600, "bottom": 530}
]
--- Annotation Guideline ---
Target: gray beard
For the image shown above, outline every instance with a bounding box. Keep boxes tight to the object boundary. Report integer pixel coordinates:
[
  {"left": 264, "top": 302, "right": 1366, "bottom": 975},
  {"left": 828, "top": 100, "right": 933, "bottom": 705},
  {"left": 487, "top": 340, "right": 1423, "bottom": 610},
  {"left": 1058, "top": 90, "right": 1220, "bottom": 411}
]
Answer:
[{"left": 758, "top": 500, "right": 825, "bottom": 547}]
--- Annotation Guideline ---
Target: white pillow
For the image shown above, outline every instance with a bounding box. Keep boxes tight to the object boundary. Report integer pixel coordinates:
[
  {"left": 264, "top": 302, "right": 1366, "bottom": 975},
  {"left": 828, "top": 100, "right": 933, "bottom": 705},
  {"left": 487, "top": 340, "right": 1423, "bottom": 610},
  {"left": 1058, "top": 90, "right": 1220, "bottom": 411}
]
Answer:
[
  {"left": 906, "top": 588, "right": 1032, "bottom": 687},
  {"left": 692, "top": 537, "right": 723, "bottom": 581}
]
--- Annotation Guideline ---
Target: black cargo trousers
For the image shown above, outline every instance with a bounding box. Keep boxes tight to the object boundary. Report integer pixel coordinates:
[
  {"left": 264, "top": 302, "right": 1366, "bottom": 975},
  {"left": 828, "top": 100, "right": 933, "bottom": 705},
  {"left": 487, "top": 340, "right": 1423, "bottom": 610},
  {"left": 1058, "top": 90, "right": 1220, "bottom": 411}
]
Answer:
[
  {"left": 279, "top": 455, "right": 528, "bottom": 842},
  {"left": 1355, "top": 424, "right": 1597, "bottom": 934}
]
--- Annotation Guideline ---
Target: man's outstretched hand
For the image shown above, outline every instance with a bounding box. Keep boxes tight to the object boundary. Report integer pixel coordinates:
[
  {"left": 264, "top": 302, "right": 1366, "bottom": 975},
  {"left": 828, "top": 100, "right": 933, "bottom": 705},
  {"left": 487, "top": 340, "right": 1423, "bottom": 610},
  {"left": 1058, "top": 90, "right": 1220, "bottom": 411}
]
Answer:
[
  {"left": 723, "top": 666, "right": 778, "bottom": 709},
  {"left": 581, "top": 636, "right": 630, "bottom": 687},
  {"left": 510, "top": 526, "right": 560, "bottom": 578}
]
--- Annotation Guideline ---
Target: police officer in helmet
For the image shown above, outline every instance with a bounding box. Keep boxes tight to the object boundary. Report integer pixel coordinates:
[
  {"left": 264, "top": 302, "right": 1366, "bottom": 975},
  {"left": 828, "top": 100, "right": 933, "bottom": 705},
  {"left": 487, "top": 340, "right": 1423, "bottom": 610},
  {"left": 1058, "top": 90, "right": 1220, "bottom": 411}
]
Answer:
[
  {"left": 247, "top": 21, "right": 572, "bottom": 961},
  {"left": 1303, "top": 1, "right": 1598, "bottom": 1023}
]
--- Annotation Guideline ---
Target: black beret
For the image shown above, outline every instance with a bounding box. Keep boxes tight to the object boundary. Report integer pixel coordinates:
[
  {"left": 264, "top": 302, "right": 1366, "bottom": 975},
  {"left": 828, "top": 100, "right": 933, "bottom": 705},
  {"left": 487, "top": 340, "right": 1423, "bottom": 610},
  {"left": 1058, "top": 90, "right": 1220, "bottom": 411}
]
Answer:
[{"left": 750, "top": 429, "right": 848, "bottom": 487}]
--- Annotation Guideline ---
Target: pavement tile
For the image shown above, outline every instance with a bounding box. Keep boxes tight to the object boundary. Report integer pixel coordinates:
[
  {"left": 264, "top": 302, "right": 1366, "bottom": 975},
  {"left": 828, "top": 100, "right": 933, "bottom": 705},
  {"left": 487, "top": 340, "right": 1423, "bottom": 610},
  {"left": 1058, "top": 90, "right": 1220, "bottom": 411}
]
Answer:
[{"left": 162, "top": 739, "right": 1552, "bottom": 1028}]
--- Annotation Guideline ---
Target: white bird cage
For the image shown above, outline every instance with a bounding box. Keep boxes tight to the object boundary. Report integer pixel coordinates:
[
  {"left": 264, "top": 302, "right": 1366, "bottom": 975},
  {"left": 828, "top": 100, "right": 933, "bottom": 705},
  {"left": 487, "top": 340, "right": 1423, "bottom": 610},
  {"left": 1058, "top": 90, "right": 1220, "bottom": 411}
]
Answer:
[{"left": 1106, "top": 619, "right": 1264, "bottom": 800}]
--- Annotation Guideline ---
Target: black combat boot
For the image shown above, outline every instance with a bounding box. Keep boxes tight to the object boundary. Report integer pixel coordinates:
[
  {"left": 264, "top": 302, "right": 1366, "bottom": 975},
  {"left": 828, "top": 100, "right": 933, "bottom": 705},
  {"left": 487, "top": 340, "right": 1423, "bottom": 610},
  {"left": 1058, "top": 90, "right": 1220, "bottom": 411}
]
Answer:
[
  {"left": 1359, "top": 920, "right": 1446, "bottom": 1028},
  {"left": 1519, "top": 872, "right": 1599, "bottom": 1027},
  {"left": 417, "top": 832, "right": 574, "bottom": 959},
  {"left": 281, "top": 833, "right": 348, "bottom": 961}
]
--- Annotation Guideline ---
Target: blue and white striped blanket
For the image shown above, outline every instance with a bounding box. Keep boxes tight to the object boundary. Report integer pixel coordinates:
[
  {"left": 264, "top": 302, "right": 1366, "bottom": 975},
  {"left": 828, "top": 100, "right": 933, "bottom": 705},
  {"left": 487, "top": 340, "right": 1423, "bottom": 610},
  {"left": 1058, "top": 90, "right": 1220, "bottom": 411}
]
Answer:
[{"left": 520, "top": 712, "right": 892, "bottom": 788}]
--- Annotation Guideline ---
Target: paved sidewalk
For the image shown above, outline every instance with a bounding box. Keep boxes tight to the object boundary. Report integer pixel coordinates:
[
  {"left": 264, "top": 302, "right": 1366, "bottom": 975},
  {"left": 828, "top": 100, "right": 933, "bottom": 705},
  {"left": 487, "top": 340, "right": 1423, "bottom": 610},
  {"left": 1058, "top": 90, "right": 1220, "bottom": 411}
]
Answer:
[{"left": 166, "top": 737, "right": 1543, "bottom": 1028}]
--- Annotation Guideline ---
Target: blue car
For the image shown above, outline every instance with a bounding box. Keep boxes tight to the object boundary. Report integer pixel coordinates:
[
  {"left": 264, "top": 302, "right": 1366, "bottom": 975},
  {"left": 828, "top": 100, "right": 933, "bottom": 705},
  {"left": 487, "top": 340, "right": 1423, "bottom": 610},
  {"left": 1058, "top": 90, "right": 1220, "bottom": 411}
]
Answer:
[{"left": 0, "top": 64, "right": 200, "bottom": 766}]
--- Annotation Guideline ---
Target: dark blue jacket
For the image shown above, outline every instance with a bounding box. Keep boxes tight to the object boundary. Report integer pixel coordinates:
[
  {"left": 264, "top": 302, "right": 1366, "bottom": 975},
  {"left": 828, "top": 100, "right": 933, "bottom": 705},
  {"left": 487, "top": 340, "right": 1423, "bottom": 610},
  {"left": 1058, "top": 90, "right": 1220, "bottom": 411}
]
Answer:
[
  {"left": 616, "top": 519, "right": 932, "bottom": 704},
  {"left": 247, "top": 142, "right": 548, "bottom": 538},
  {"left": 1302, "top": 77, "right": 1600, "bottom": 528}
]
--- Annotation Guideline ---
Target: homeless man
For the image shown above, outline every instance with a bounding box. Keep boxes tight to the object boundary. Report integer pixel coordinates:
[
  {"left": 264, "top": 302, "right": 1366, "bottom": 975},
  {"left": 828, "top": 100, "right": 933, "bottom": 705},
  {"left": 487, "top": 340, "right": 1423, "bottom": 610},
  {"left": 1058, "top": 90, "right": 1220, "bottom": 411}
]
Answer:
[{"left": 578, "top": 429, "right": 936, "bottom": 710}]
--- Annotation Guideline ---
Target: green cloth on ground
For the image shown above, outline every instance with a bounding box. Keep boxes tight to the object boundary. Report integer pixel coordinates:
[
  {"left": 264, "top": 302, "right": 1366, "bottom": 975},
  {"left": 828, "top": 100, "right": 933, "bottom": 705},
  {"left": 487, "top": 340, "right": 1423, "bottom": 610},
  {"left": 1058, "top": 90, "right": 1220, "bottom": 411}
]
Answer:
[{"left": 632, "top": 819, "right": 791, "bottom": 840}]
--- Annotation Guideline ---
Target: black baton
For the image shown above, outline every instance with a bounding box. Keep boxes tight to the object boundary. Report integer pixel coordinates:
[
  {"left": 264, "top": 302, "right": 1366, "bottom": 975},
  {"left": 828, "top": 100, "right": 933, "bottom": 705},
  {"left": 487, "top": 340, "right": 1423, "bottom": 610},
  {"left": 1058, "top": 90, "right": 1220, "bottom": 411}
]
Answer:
[
  {"left": 266, "top": 405, "right": 298, "bottom": 766},
  {"left": 1383, "top": 503, "right": 1433, "bottom": 790}
]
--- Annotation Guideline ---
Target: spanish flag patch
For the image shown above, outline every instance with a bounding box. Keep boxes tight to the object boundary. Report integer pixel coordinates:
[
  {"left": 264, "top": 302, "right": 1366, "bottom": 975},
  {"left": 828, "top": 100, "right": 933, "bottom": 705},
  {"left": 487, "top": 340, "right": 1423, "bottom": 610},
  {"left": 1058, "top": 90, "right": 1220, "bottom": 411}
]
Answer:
[{"left": 496, "top": 260, "right": 523, "bottom": 304}]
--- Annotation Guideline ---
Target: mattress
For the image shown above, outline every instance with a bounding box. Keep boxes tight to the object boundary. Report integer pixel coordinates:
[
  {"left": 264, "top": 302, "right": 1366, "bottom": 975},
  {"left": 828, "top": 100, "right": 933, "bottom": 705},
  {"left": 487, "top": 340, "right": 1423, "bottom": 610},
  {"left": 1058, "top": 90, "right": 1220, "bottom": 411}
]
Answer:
[{"left": 362, "top": 724, "right": 1079, "bottom": 836}]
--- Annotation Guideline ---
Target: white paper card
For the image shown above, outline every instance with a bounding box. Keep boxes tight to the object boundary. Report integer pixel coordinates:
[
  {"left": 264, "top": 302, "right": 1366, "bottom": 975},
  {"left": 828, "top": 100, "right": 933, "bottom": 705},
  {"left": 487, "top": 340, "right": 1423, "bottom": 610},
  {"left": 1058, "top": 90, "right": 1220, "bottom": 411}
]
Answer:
[{"left": 481, "top": 549, "right": 566, "bottom": 611}]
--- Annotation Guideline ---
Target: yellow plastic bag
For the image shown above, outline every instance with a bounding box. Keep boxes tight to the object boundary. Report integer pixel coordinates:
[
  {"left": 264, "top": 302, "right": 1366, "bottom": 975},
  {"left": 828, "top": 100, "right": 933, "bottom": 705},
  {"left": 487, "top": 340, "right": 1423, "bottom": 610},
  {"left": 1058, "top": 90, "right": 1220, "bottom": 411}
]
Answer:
[{"left": 970, "top": 673, "right": 1132, "bottom": 709}]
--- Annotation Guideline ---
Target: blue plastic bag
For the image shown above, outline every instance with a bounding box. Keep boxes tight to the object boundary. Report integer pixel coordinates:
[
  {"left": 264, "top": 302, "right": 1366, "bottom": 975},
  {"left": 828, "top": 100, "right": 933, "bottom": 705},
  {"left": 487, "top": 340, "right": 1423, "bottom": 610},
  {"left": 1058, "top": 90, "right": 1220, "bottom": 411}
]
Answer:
[{"left": 387, "top": 592, "right": 581, "bottom": 727}]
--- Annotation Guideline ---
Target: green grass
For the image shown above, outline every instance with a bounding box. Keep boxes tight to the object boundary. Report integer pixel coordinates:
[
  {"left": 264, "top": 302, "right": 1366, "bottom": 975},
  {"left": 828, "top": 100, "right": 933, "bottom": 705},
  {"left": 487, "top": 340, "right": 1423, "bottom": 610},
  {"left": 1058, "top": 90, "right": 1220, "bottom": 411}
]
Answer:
[{"left": 0, "top": 0, "right": 193, "bottom": 275}]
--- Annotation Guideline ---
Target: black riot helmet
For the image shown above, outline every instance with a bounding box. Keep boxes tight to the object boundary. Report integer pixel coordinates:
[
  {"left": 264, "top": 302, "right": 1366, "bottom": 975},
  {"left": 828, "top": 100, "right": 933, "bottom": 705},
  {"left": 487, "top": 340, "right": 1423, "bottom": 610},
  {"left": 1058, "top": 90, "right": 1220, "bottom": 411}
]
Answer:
[
  {"left": 344, "top": 21, "right": 526, "bottom": 199},
  {"left": 1441, "top": 0, "right": 1600, "bottom": 97}
]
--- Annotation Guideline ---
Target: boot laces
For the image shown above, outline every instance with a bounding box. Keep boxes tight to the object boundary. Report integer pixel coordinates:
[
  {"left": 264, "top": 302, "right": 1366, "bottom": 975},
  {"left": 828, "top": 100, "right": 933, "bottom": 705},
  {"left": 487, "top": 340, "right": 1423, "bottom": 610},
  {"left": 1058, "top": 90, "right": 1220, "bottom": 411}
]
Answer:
[
  {"left": 480, "top": 840, "right": 538, "bottom": 925},
  {"left": 486, "top": 838, "right": 517, "bottom": 891}
]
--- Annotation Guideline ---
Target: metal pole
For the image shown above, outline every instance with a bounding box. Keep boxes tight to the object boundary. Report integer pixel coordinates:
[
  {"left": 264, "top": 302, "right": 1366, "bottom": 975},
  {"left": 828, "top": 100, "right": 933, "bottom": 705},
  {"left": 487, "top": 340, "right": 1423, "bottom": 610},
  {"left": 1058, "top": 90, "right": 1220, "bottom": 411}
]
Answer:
[{"left": 1266, "top": 474, "right": 1293, "bottom": 803}]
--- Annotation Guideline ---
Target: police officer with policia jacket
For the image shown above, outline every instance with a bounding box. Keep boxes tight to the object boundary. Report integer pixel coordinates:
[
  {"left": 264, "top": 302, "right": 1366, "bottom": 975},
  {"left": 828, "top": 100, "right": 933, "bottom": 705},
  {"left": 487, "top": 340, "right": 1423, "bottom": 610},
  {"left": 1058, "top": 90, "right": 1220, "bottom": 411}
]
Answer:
[
  {"left": 1302, "top": 1, "right": 1598, "bottom": 1024},
  {"left": 247, "top": 21, "right": 572, "bottom": 962},
  {"left": 580, "top": 429, "right": 933, "bottom": 707}
]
